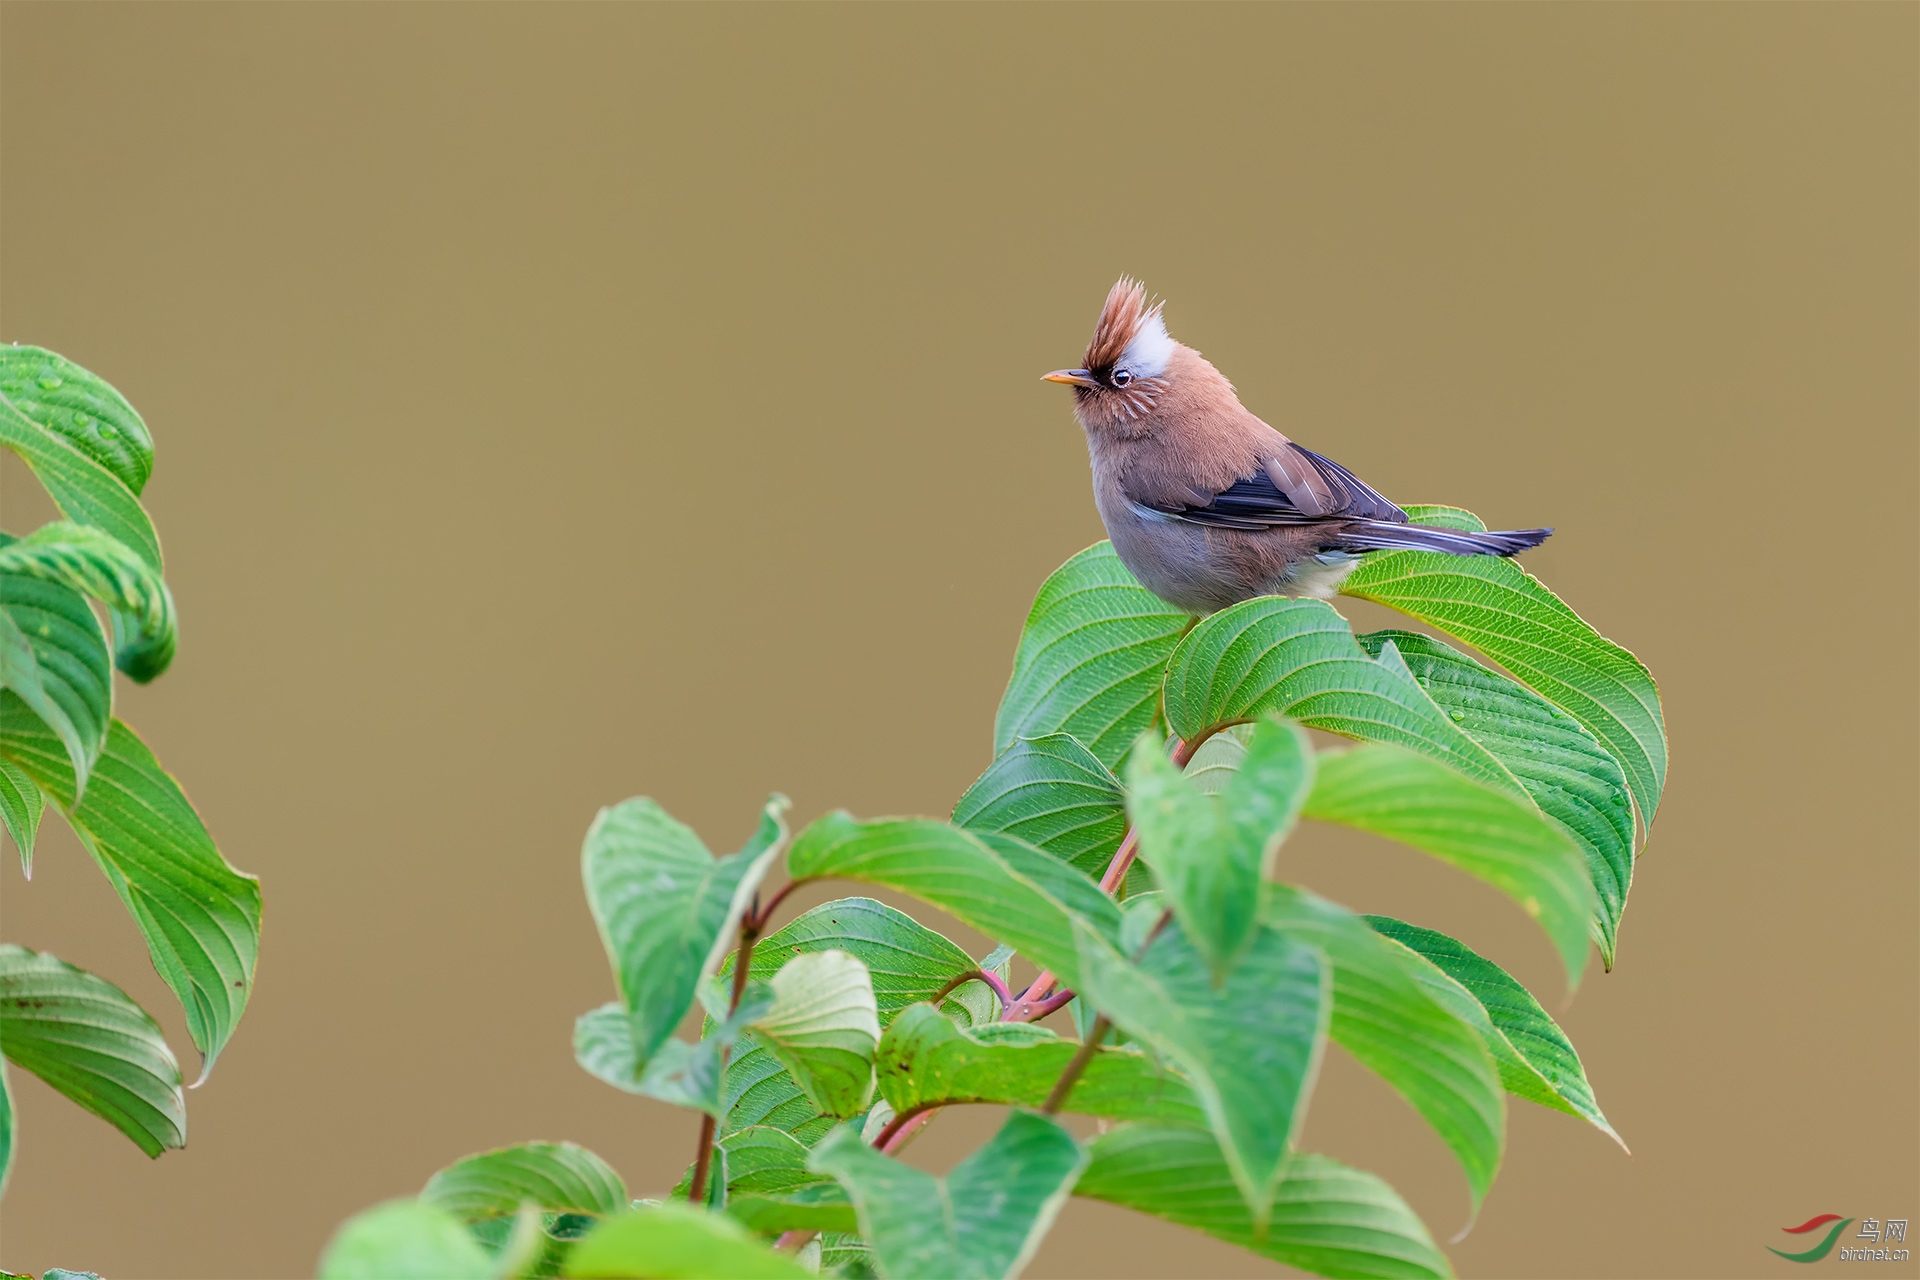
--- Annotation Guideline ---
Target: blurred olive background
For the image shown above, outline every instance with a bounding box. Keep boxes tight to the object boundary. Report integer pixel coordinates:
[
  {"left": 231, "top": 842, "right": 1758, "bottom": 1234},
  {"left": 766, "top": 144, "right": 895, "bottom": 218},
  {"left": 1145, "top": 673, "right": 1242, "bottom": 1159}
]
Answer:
[{"left": 1, "top": 4, "right": 1914, "bottom": 1277}]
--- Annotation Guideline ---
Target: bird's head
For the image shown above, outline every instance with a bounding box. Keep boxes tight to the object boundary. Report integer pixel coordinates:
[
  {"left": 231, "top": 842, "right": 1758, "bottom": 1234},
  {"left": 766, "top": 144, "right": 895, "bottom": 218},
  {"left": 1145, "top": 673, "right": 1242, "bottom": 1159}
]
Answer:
[{"left": 1044, "top": 277, "right": 1180, "bottom": 432}]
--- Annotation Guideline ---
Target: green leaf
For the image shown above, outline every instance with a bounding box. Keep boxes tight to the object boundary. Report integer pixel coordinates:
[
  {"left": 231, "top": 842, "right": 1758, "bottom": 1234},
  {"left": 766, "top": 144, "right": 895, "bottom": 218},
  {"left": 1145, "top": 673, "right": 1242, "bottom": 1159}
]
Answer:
[
  {"left": 0, "top": 523, "right": 176, "bottom": 684},
  {"left": 723, "top": 897, "right": 1002, "bottom": 1031},
  {"left": 1304, "top": 744, "right": 1595, "bottom": 987},
  {"left": 712, "top": 898, "right": 1004, "bottom": 1146},
  {"left": 1073, "top": 917, "right": 1329, "bottom": 1226},
  {"left": 1401, "top": 504, "right": 1487, "bottom": 533},
  {"left": 993, "top": 542, "right": 1192, "bottom": 771},
  {"left": 1358, "top": 631, "right": 1635, "bottom": 966},
  {"left": 0, "top": 757, "right": 43, "bottom": 876},
  {"left": 0, "top": 569, "right": 112, "bottom": 798},
  {"left": 0, "top": 394, "right": 160, "bottom": 571},
  {"left": 875, "top": 1003, "right": 1205, "bottom": 1127},
  {"left": 0, "top": 1059, "right": 11, "bottom": 1204},
  {"left": 0, "top": 945, "right": 184, "bottom": 1158},
  {"left": 810, "top": 1110, "right": 1087, "bottom": 1280},
  {"left": 1125, "top": 718, "right": 1314, "bottom": 978},
  {"left": 699, "top": 1128, "right": 858, "bottom": 1236},
  {"left": 1340, "top": 537, "right": 1666, "bottom": 831},
  {"left": 582, "top": 795, "right": 788, "bottom": 1068},
  {"left": 1161, "top": 597, "right": 1518, "bottom": 795},
  {"left": 576, "top": 985, "right": 773, "bottom": 1116},
  {"left": 564, "top": 1204, "right": 811, "bottom": 1279},
  {"left": 786, "top": 815, "right": 1123, "bottom": 990},
  {"left": 0, "top": 714, "right": 260, "bottom": 1081},
  {"left": 953, "top": 734, "right": 1126, "bottom": 880},
  {"left": 1263, "top": 887, "right": 1504, "bottom": 1215},
  {"left": 318, "top": 1200, "right": 495, "bottom": 1280},
  {"left": 0, "top": 347, "right": 153, "bottom": 496},
  {"left": 1075, "top": 1125, "right": 1452, "bottom": 1280},
  {"left": 748, "top": 951, "right": 880, "bottom": 1118},
  {"left": 421, "top": 1141, "right": 629, "bottom": 1223},
  {"left": 1365, "top": 916, "right": 1621, "bottom": 1147}
]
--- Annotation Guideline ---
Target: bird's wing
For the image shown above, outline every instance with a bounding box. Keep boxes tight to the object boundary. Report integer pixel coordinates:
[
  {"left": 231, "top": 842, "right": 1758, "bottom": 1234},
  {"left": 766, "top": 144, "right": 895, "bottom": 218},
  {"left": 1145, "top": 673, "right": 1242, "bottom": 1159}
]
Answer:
[{"left": 1138, "top": 443, "right": 1406, "bottom": 528}]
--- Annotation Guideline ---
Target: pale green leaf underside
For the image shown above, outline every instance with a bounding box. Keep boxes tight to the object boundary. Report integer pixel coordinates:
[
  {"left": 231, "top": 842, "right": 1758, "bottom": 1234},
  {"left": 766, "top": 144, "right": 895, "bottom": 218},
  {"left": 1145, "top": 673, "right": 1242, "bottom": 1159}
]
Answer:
[
  {"left": 318, "top": 1199, "right": 495, "bottom": 1280},
  {"left": 1359, "top": 630, "right": 1634, "bottom": 965},
  {"left": 0, "top": 710, "right": 260, "bottom": 1081},
  {"left": 421, "top": 1141, "right": 628, "bottom": 1222},
  {"left": 1075, "top": 918, "right": 1329, "bottom": 1227},
  {"left": 0, "top": 756, "right": 43, "bottom": 875},
  {"left": 875, "top": 1003, "right": 1206, "bottom": 1127},
  {"left": 810, "top": 1110, "right": 1087, "bottom": 1280},
  {"left": 1161, "top": 596, "right": 1518, "bottom": 795},
  {"left": 0, "top": 570, "right": 112, "bottom": 797},
  {"left": 1365, "top": 916, "right": 1619, "bottom": 1146},
  {"left": 0, "top": 945, "right": 184, "bottom": 1159},
  {"left": 564, "top": 1204, "right": 811, "bottom": 1279},
  {"left": 750, "top": 950, "right": 880, "bottom": 1118},
  {"left": 713, "top": 896, "right": 1004, "bottom": 1146},
  {"left": 1126, "top": 717, "right": 1314, "bottom": 979},
  {"left": 1340, "top": 539, "right": 1666, "bottom": 832},
  {"left": 582, "top": 795, "right": 786, "bottom": 1068},
  {"left": 993, "top": 542, "right": 1191, "bottom": 771},
  {"left": 1304, "top": 744, "right": 1595, "bottom": 987},
  {"left": 1076, "top": 1125, "right": 1453, "bottom": 1280}
]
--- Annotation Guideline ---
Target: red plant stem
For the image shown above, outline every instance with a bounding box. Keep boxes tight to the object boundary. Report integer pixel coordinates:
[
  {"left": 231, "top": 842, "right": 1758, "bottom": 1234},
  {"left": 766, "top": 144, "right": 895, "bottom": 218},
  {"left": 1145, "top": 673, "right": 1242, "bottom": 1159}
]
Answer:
[
  {"left": 689, "top": 913, "right": 764, "bottom": 1202},
  {"left": 1096, "top": 829, "right": 1141, "bottom": 895},
  {"left": 776, "top": 1228, "right": 820, "bottom": 1254},
  {"left": 686, "top": 1113, "right": 719, "bottom": 1204},
  {"left": 879, "top": 1108, "right": 937, "bottom": 1153},
  {"left": 931, "top": 967, "right": 1013, "bottom": 1014},
  {"left": 1042, "top": 1015, "right": 1111, "bottom": 1115},
  {"left": 749, "top": 878, "right": 804, "bottom": 932}
]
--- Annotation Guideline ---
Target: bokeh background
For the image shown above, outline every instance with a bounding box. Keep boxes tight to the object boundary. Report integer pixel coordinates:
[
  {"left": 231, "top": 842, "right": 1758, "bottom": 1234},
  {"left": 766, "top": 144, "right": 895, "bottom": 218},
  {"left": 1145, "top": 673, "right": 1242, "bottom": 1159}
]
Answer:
[{"left": 2, "top": 4, "right": 1914, "bottom": 1277}]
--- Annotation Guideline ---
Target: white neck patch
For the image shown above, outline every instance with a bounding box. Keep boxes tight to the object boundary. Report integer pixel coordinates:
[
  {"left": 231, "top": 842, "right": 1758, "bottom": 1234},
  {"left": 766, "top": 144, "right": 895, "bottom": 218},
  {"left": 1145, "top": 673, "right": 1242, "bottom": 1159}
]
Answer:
[{"left": 1117, "top": 310, "right": 1176, "bottom": 379}]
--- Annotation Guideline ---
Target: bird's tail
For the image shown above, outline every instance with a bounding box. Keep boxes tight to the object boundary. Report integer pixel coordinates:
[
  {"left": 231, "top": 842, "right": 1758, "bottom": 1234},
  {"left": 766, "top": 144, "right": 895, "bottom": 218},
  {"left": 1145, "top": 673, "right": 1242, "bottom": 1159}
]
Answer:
[{"left": 1337, "top": 520, "right": 1553, "bottom": 557}]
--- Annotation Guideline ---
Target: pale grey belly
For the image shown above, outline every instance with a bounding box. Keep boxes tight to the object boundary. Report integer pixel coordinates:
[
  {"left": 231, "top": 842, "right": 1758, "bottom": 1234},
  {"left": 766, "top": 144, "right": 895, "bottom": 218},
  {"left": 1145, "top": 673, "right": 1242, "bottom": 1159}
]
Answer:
[{"left": 1095, "top": 492, "right": 1357, "bottom": 614}]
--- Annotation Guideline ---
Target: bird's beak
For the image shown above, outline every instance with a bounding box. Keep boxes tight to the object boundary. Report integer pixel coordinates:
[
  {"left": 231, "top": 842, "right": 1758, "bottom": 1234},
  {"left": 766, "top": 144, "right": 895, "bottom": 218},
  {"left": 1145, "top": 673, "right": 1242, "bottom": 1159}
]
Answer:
[{"left": 1042, "top": 368, "right": 1097, "bottom": 388}]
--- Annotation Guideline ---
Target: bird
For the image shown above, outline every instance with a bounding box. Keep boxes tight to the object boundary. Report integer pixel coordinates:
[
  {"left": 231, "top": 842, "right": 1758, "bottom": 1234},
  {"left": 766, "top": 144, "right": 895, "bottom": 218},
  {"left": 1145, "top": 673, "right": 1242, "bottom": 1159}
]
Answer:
[{"left": 1044, "top": 277, "right": 1552, "bottom": 615}]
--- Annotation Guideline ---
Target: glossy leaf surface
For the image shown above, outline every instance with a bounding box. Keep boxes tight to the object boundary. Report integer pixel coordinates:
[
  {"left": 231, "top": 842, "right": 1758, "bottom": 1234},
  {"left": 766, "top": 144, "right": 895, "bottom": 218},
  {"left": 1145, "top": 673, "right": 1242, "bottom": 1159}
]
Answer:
[
  {"left": 1161, "top": 597, "right": 1516, "bottom": 794},
  {"left": 1076, "top": 1125, "right": 1452, "bottom": 1279},
  {"left": 1358, "top": 630, "right": 1635, "bottom": 964},
  {"left": 421, "top": 1141, "right": 628, "bottom": 1222},
  {"left": 1340, "top": 537, "right": 1666, "bottom": 829},
  {"left": 0, "top": 946, "right": 184, "bottom": 1158},
  {"left": 1304, "top": 744, "right": 1595, "bottom": 986},
  {"left": 1264, "top": 888, "right": 1504, "bottom": 1213},
  {"left": 0, "top": 712, "right": 261, "bottom": 1080},
  {"left": 1366, "top": 916, "right": 1619, "bottom": 1145},
  {"left": 953, "top": 733, "right": 1127, "bottom": 880},
  {"left": 993, "top": 543, "right": 1190, "bottom": 771}
]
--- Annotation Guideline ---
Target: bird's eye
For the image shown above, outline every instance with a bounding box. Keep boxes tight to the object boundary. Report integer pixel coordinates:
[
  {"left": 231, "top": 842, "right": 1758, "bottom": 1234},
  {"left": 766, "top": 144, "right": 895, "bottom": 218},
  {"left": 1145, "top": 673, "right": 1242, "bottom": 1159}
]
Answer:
[{"left": 1110, "top": 369, "right": 1134, "bottom": 387}]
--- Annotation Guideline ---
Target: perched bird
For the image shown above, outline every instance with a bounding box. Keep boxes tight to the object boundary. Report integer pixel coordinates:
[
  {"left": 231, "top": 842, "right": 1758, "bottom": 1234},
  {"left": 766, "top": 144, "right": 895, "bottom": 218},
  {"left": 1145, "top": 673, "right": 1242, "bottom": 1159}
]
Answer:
[{"left": 1045, "top": 278, "right": 1552, "bottom": 615}]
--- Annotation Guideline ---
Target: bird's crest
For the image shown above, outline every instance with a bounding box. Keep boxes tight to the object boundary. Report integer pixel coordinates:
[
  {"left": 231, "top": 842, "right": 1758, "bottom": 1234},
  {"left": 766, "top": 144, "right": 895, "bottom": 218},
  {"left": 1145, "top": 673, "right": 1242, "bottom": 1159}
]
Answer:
[{"left": 1083, "top": 276, "right": 1169, "bottom": 375}]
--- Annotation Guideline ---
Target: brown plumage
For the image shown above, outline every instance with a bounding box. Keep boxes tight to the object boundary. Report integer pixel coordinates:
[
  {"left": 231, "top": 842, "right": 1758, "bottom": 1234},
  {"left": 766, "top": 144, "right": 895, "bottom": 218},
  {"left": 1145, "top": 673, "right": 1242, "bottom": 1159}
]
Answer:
[{"left": 1044, "top": 278, "right": 1552, "bottom": 614}]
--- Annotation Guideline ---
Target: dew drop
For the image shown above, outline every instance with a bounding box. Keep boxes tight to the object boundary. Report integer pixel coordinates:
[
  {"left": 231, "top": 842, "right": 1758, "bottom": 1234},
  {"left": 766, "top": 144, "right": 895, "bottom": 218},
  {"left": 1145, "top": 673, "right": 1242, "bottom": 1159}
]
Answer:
[{"left": 37, "top": 374, "right": 62, "bottom": 390}]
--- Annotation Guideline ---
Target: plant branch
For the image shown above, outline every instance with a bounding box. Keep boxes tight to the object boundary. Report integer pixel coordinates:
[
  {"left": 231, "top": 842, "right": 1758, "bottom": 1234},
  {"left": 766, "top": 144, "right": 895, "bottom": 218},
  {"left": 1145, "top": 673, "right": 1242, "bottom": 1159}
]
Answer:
[
  {"left": 931, "top": 967, "right": 1013, "bottom": 1014},
  {"left": 1042, "top": 1015, "right": 1110, "bottom": 1115},
  {"left": 747, "top": 878, "right": 805, "bottom": 933},
  {"left": 689, "top": 911, "right": 764, "bottom": 1203}
]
